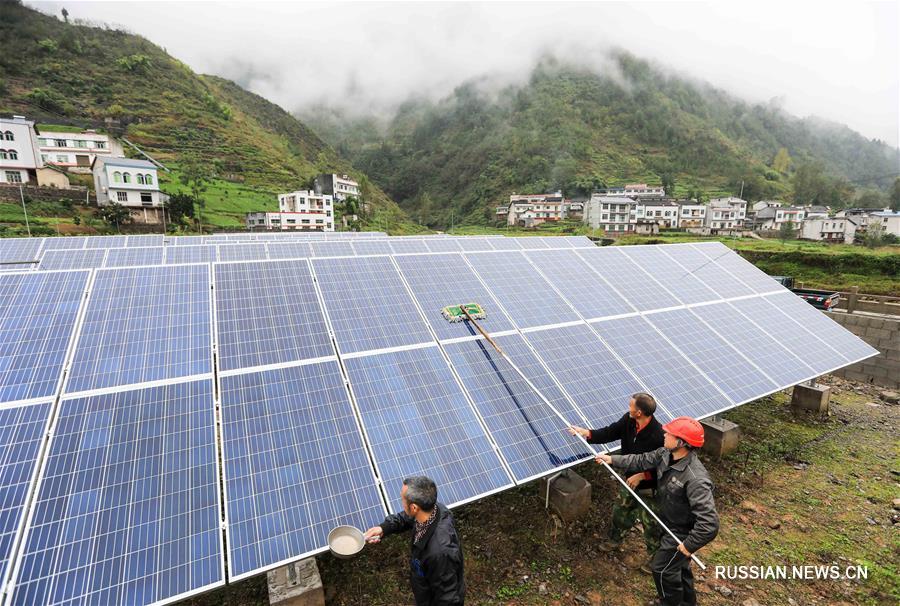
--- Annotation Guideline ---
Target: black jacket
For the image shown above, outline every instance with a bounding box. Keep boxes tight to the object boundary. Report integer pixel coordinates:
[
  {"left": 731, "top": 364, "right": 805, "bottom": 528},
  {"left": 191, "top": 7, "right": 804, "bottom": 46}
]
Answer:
[
  {"left": 611, "top": 447, "right": 720, "bottom": 553},
  {"left": 588, "top": 413, "right": 664, "bottom": 490},
  {"left": 379, "top": 503, "right": 465, "bottom": 606}
]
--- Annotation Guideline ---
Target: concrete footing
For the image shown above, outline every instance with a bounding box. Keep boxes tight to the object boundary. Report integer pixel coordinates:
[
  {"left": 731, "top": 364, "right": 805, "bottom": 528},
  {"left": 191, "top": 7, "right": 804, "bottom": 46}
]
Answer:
[
  {"left": 791, "top": 383, "right": 831, "bottom": 414},
  {"left": 267, "top": 557, "right": 325, "bottom": 606},
  {"left": 700, "top": 417, "right": 741, "bottom": 457},
  {"left": 539, "top": 468, "right": 592, "bottom": 522}
]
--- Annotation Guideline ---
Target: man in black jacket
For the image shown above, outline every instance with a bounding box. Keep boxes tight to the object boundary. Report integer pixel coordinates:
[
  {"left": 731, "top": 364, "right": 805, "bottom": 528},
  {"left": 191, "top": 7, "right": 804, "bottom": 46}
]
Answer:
[
  {"left": 364, "top": 476, "right": 464, "bottom": 606},
  {"left": 568, "top": 392, "right": 664, "bottom": 561}
]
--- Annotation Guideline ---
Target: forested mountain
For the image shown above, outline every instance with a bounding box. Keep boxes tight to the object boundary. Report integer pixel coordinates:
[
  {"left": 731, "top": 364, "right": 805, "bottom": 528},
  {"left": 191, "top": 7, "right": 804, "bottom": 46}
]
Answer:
[
  {"left": 302, "top": 54, "right": 900, "bottom": 227},
  {"left": 0, "top": 1, "right": 412, "bottom": 230}
]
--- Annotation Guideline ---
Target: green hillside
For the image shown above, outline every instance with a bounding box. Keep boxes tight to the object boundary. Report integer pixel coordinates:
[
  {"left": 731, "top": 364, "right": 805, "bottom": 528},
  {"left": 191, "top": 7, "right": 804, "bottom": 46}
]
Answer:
[
  {"left": 0, "top": 1, "right": 415, "bottom": 232},
  {"left": 301, "top": 54, "right": 900, "bottom": 227}
]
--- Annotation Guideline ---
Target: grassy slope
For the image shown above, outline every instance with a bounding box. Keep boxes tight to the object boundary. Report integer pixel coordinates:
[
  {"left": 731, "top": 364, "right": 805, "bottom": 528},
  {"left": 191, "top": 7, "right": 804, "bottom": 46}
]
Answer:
[
  {"left": 302, "top": 55, "right": 899, "bottom": 228},
  {"left": 0, "top": 2, "right": 413, "bottom": 232}
]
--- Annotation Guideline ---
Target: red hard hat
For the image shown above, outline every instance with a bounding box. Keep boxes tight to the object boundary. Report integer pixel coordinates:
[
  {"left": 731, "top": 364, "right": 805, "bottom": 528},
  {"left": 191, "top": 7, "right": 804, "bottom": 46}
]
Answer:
[{"left": 663, "top": 417, "right": 705, "bottom": 447}]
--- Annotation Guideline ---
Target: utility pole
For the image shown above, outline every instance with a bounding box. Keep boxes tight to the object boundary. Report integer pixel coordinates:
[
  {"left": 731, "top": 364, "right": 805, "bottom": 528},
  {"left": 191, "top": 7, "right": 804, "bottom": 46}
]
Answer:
[
  {"left": 19, "top": 185, "right": 31, "bottom": 237},
  {"left": 739, "top": 180, "right": 744, "bottom": 199}
]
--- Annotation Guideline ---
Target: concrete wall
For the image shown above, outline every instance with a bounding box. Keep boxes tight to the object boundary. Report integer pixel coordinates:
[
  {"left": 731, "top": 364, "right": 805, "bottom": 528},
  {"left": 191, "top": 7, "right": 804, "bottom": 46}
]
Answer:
[{"left": 826, "top": 311, "right": 900, "bottom": 389}]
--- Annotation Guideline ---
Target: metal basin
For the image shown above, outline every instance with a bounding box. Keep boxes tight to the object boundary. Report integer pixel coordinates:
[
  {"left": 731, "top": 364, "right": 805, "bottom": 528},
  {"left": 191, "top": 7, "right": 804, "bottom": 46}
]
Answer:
[{"left": 327, "top": 525, "right": 365, "bottom": 559}]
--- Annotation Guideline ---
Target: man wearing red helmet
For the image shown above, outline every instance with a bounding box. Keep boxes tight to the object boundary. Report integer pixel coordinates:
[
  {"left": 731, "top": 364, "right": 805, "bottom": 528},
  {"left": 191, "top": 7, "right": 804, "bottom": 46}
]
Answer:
[{"left": 597, "top": 417, "right": 719, "bottom": 606}]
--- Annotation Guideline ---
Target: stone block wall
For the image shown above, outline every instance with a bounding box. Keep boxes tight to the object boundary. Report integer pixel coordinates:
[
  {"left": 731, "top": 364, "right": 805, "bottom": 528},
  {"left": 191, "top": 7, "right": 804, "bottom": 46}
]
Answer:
[{"left": 826, "top": 311, "right": 900, "bottom": 389}]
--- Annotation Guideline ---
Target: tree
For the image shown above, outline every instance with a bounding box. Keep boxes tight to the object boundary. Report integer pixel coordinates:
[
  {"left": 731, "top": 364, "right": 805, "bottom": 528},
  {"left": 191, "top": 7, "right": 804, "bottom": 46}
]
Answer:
[
  {"left": 61, "top": 7, "right": 68, "bottom": 23},
  {"left": 166, "top": 192, "right": 197, "bottom": 224},
  {"left": 660, "top": 172, "right": 676, "bottom": 197},
  {"left": 772, "top": 147, "right": 792, "bottom": 173},
  {"left": 863, "top": 222, "right": 885, "bottom": 248},
  {"left": 778, "top": 219, "right": 795, "bottom": 243},
  {"left": 178, "top": 156, "right": 212, "bottom": 232},
  {"left": 889, "top": 177, "right": 900, "bottom": 212},
  {"left": 98, "top": 203, "right": 131, "bottom": 229}
]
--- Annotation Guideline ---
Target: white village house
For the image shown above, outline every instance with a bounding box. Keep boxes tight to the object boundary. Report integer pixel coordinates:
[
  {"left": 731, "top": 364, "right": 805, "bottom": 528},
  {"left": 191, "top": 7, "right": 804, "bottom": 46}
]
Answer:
[
  {"left": 247, "top": 189, "right": 335, "bottom": 231},
  {"left": 38, "top": 128, "right": 124, "bottom": 173},
  {"left": 583, "top": 194, "right": 635, "bottom": 233},
  {"left": 705, "top": 197, "right": 747, "bottom": 230},
  {"left": 799, "top": 216, "right": 857, "bottom": 244},
  {"left": 633, "top": 199, "right": 679, "bottom": 228},
  {"left": 0, "top": 115, "right": 42, "bottom": 185},
  {"left": 92, "top": 157, "right": 167, "bottom": 224},
  {"left": 677, "top": 203, "right": 707, "bottom": 228}
]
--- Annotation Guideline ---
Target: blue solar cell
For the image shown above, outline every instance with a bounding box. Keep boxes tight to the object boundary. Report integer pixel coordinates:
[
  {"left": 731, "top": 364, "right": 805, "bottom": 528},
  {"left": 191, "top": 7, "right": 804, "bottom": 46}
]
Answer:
[
  {"left": 126, "top": 235, "right": 165, "bottom": 248},
  {"left": 523, "top": 324, "right": 655, "bottom": 434},
  {"left": 466, "top": 252, "right": 580, "bottom": 329},
  {"left": 103, "top": 246, "right": 164, "bottom": 268},
  {"left": 10, "top": 379, "right": 223, "bottom": 606},
  {"left": 617, "top": 246, "right": 720, "bottom": 305},
  {"left": 762, "top": 292, "right": 878, "bottom": 364},
  {"left": 683, "top": 300, "right": 814, "bottom": 387},
  {"left": 394, "top": 253, "right": 515, "bottom": 340},
  {"left": 455, "top": 238, "right": 496, "bottom": 252},
  {"left": 660, "top": 244, "right": 753, "bottom": 299},
  {"left": 40, "top": 237, "right": 87, "bottom": 251},
  {"left": 266, "top": 242, "right": 312, "bottom": 260},
  {"left": 694, "top": 242, "right": 784, "bottom": 294},
  {"left": 731, "top": 296, "right": 859, "bottom": 376},
  {"left": 0, "top": 402, "right": 52, "bottom": 589},
  {"left": 0, "top": 271, "right": 88, "bottom": 404},
  {"left": 313, "top": 256, "right": 434, "bottom": 354},
  {"left": 214, "top": 261, "right": 333, "bottom": 371},
  {"left": 484, "top": 238, "right": 523, "bottom": 251},
  {"left": 66, "top": 265, "right": 212, "bottom": 393},
  {"left": 351, "top": 240, "right": 394, "bottom": 255},
  {"left": 218, "top": 243, "right": 269, "bottom": 262},
  {"left": 220, "top": 362, "right": 386, "bottom": 579},
  {"left": 165, "top": 245, "right": 217, "bottom": 264},
  {"left": 524, "top": 249, "right": 632, "bottom": 320},
  {"left": 424, "top": 239, "right": 463, "bottom": 253},
  {"left": 646, "top": 308, "right": 779, "bottom": 408},
  {"left": 513, "top": 237, "right": 549, "bottom": 250},
  {"left": 576, "top": 248, "right": 674, "bottom": 312},
  {"left": 167, "top": 235, "right": 208, "bottom": 246},
  {"left": 0, "top": 238, "right": 43, "bottom": 271},
  {"left": 592, "top": 315, "right": 731, "bottom": 418},
  {"left": 85, "top": 236, "right": 127, "bottom": 249},
  {"left": 39, "top": 249, "right": 107, "bottom": 271},
  {"left": 388, "top": 239, "right": 430, "bottom": 254},
  {"left": 310, "top": 241, "right": 355, "bottom": 257},
  {"left": 564, "top": 236, "right": 595, "bottom": 248},
  {"left": 443, "top": 336, "right": 592, "bottom": 481},
  {"left": 344, "top": 347, "right": 512, "bottom": 511}
]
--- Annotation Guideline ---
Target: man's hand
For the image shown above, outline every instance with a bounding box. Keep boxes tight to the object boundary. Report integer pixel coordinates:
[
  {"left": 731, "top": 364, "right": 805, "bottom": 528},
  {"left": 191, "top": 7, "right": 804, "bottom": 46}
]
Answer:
[
  {"left": 626, "top": 473, "right": 643, "bottom": 489},
  {"left": 567, "top": 425, "right": 590, "bottom": 439},
  {"left": 363, "top": 526, "right": 384, "bottom": 544},
  {"left": 595, "top": 453, "right": 612, "bottom": 465},
  {"left": 677, "top": 543, "right": 692, "bottom": 558}
]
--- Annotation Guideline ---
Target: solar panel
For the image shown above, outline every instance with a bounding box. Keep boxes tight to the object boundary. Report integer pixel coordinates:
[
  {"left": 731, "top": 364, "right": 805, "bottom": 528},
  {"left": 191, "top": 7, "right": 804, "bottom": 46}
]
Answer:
[
  {"left": 524, "top": 249, "right": 632, "bottom": 320},
  {"left": 219, "top": 362, "right": 386, "bottom": 579},
  {"left": 423, "top": 239, "right": 463, "bottom": 253},
  {"left": 84, "top": 235, "right": 127, "bottom": 249},
  {"left": 576, "top": 248, "right": 677, "bottom": 312},
  {"left": 312, "top": 256, "right": 434, "bottom": 354},
  {"left": 0, "top": 239, "right": 43, "bottom": 271},
  {"left": 167, "top": 236, "right": 207, "bottom": 246},
  {"left": 660, "top": 244, "right": 753, "bottom": 299},
  {"left": 0, "top": 271, "right": 88, "bottom": 404},
  {"left": 763, "top": 291, "right": 879, "bottom": 363},
  {"left": 442, "top": 336, "right": 592, "bottom": 481},
  {"left": 351, "top": 240, "right": 393, "bottom": 256},
  {"left": 343, "top": 347, "right": 512, "bottom": 511},
  {"left": 564, "top": 236, "right": 595, "bottom": 248},
  {"left": 393, "top": 253, "right": 516, "bottom": 340},
  {"left": 40, "top": 237, "right": 86, "bottom": 251},
  {"left": 214, "top": 261, "right": 333, "bottom": 371},
  {"left": 65, "top": 265, "right": 212, "bottom": 393},
  {"left": 645, "top": 307, "right": 779, "bottom": 407},
  {"left": 513, "top": 237, "right": 549, "bottom": 250},
  {"left": 536, "top": 237, "right": 575, "bottom": 249},
  {"left": 165, "top": 245, "right": 217, "bottom": 264},
  {"left": 126, "top": 235, "right": 165, "bottom": 248},
  {"left": 103, "top": 246, "right": 164, "bottom": 268},
  {"left": 681, "top": 300, "right": 814, "bottom": 388},
  {"left": 218, "top": 243, "right": 269, "bottom": 262},
  {"left": 0, "top": 402, "right": 52, "bottom": 591},
  {"left": 389, "top": 239, "right": 430, "bottom": 254},
  {"left": 39, "top": 249, "right": 106, "bottom": 271},
  {"left": 466, "top": 252, "right": 580, "bottom": 329},
  {"left": 266, "top": 242, "right": 311, "bottom": 260},
  {"left": 310, "top": 241, "right": 355, "bottom": 257},
  {"left": 592, "top": 315, "right": 732, "bottom": 418},
  {"left": 455, "top": 237, "right": 496, "bottom": 252},
  {"left": 484, "top": 238, "right": 523, "bottom": 251},
  {"left": 10, "top": 379, "right": 224, "bottom": 606},
  {"left": 523, "top": 324, "right": 655, "bottom": 432},
  {"left": 617, "top": 246, "right": 721, "bottom": 305},
  {"left": 694, "top": 242, "right": 783, "bottom": 294}
]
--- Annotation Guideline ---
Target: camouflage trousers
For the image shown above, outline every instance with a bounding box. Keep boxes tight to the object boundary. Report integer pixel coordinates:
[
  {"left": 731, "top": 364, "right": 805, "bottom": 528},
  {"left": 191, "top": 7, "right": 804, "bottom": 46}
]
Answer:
[{"left": 609, "top": 485, "right": 661, "bottom": 554}]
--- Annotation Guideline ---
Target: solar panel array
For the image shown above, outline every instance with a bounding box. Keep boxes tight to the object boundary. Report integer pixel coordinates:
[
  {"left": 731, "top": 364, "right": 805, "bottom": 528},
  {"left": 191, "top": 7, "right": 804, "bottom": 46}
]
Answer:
[{"left": 0, "top": 236, "right": 878, "bottom": 604}]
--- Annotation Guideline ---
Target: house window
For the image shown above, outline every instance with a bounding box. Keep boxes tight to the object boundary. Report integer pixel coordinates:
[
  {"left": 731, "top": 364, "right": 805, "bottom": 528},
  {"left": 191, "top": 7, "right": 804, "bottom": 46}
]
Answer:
[
  {"left": 55, "top": 139, "right": 66, "bottom": 147},
  {"left": 122, "top": 173, "right": 131, "bottom": 183},
  {"left": 3, "top": 131, "right": 13, "bottom": 141},
  {"left": 113, "top": 171, "right": 122, "bottom": 183},
  {"left": 0, "top": 150, "right": 6, "bottom": 160},
  {"left": 96, "top": 141, "right": 106, "bottom": 149},
  {"left": 7, "top": 150, "right": 18, "bottom": 160},
  {"left": 140, "top": 192, "right": 152, "bottom": 204},
  {"left": 75, "top": 140, "right": 87, "bottom": 148},
  {"left": 40, "top": 154, "right": 48, "bottom": 162},
  {"left": 116, "top": 191, "right": 128, "bottom": 202},
  {"left": 136, "top": 174, "right": 145, "bottom": 184},
  {"left": 5, "top": 171, "right": 23, "bottom": 183},
  {"left": 55, "top": 155, "right": 67, "bottom": 163},
  {"left": 144, "top": 174, "right": 153, "bottom": 185}
]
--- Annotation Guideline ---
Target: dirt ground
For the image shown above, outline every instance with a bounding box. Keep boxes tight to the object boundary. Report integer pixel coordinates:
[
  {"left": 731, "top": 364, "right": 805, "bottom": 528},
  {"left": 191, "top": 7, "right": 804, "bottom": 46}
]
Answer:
[{"left": 185, "top": 376, "right": 899, "bottom": 606}]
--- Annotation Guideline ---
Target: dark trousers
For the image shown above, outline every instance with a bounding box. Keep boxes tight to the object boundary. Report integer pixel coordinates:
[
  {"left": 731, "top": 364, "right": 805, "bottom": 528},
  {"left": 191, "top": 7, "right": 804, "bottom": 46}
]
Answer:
[{"left": 651, "top": 535, "right": 695, "bottom": 606}]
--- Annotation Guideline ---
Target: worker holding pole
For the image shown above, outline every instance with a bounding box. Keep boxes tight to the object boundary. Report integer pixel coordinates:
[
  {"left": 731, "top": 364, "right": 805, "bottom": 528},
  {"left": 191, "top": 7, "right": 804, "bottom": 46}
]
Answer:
[
  {"left": 597, "top": 417, "right": 719, "bottom": 606},
  {"left": 567, "top": 392, "right": 664, "bottom": 572}
]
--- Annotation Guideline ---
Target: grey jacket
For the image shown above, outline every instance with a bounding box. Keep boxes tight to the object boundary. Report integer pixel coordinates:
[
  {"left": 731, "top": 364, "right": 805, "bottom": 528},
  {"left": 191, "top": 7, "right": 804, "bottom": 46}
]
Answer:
[{"left": 610, "top": 447, "right": 719, "bottom": 553}]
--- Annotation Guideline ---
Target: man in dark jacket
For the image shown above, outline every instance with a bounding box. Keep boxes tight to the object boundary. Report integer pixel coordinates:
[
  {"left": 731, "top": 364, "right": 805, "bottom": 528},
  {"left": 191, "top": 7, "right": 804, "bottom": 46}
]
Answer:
[
  {"left": 568, "top": 392, "right": 664, "bottom": 560},
  {"left": 364, "top": 476, "right": 464, "bottom": 606},
  {"left": 597, "top": 417, "right": 719, "bottom": 606}
]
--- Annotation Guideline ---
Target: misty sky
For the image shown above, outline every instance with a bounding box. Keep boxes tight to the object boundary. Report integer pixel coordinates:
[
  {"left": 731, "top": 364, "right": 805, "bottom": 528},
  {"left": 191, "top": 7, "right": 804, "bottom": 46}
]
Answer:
[{"left": 31, "top": 1, "right": 900, "bottom": 147}]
